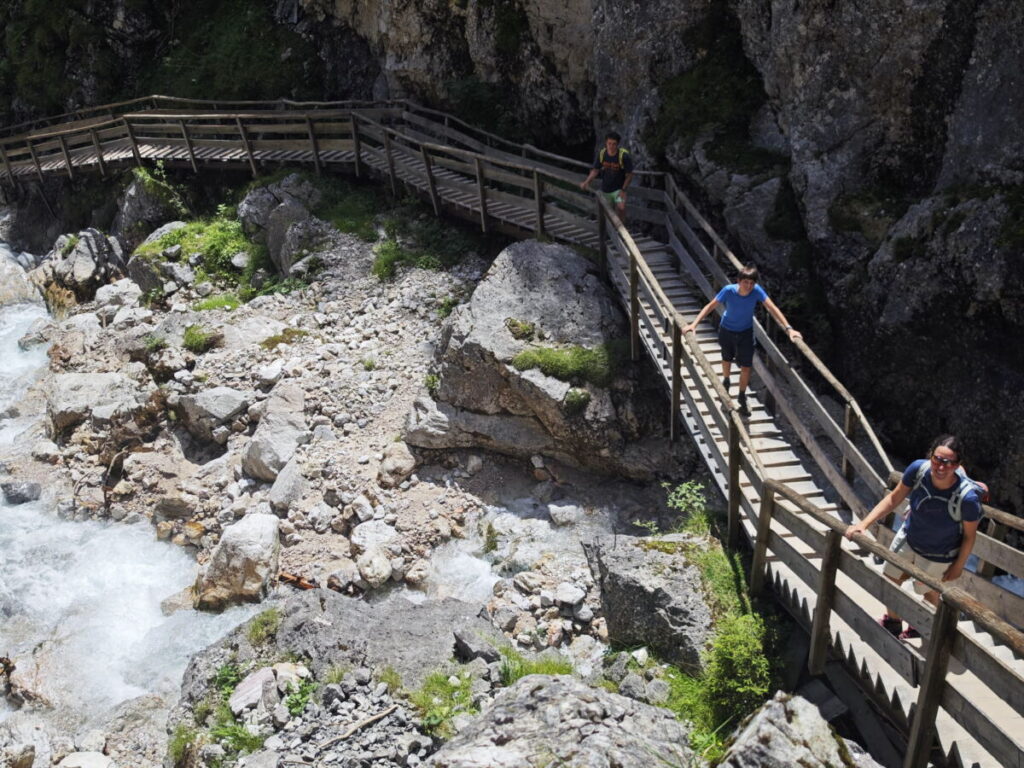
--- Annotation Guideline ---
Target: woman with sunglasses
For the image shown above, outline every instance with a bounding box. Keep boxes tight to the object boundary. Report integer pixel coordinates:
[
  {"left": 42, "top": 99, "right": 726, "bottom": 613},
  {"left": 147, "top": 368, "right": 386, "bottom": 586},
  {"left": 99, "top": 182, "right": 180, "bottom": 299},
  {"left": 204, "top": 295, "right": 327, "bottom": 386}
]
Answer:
[{"left": 844, "top": 435, "right": 983, "bottom": 639}]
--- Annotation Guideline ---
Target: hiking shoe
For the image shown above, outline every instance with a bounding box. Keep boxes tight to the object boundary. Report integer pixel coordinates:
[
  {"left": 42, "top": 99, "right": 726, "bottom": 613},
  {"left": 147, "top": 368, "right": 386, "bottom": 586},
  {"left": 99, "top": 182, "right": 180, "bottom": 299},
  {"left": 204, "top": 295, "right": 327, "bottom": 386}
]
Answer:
[
  {"left": 878, "top": 614, "right": 902, "bottom": 636},
  {"left": 899, "top": 626, "right": 921, "bottom": 641},
  {"left": 737, "top": 392, "right": 749, "bottom": 415}
]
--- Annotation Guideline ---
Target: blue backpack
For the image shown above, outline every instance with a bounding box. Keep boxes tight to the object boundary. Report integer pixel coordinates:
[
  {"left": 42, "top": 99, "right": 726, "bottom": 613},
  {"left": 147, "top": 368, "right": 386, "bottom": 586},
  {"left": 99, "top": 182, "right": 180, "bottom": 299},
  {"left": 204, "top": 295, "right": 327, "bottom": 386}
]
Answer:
[{"left": 889, "top": 465, "right": 987, "bottom": 558}]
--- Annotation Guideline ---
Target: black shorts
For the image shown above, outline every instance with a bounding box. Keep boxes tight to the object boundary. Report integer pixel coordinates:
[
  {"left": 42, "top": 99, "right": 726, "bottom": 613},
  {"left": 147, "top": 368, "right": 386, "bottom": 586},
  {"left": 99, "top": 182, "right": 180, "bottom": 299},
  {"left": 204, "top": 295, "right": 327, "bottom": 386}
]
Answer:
[{"left": 718, "top": 327, "right": 754, "bottom": 367}]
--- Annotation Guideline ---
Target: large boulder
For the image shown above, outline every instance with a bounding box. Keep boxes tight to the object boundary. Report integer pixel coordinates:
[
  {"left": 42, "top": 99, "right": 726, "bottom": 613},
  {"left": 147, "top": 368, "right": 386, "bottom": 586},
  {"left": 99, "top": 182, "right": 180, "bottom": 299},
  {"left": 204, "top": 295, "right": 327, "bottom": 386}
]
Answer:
[
  {"left": 582, "top": 534, "right": 713, "bottom": 671},
  {"left": 242, "top": 382, "right": 309, "bottom": 481},
  {"left": 125, "top": 221, "right": 187, "bottom": 293},
  {"left": 46, "top": 229, "right": 126, "bottom": 301},
  {"left": 0, "top": 257, "right": 42, "bottom": 307},
  {"left": 237, "top": 173, "right": 325, "bottom": 275},
  {"left": 178, "top": 386, "right": 251, "bottom": 443},
  {"left": 405, "top": 241, "right": 689, "bottom": 479},
  {"left": 426, "top": 675, "right": 694, "bottom": 768},
  {"left": 720, "top": 692, "right": 883, "bottom": 768},
  {"left": 111, "top": 174, "right": 184, "bottom": 251},
  {"left": 195, "top": 513, "right": 280, "bottom": 611},
  {"left": 178, "top": 591, "right": 497, "bottom": 705},
  {"left": 45, "top": 371, "right": 156, "bottom": 436}
]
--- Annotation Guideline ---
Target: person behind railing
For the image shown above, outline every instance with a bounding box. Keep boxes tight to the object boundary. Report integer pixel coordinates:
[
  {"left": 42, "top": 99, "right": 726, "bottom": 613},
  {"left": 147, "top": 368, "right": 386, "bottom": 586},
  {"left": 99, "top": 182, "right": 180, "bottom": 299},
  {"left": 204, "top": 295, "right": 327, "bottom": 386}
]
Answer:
[
  {"left": 844, "top": 435, "right": 983, "bottom": 640},
  {"left": 580, "top": 130, "right": 634, "bottom": 223},
  {"left": 681, "top": 263, "right": 802, "bottom": 415}
]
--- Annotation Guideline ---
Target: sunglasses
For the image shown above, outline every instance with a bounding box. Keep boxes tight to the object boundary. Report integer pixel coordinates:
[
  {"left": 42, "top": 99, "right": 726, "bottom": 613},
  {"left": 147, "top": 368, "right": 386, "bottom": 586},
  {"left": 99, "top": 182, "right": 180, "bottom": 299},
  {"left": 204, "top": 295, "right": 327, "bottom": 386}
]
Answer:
[{"left": 931, "top": 454, "right": 959, "bottom": 467}]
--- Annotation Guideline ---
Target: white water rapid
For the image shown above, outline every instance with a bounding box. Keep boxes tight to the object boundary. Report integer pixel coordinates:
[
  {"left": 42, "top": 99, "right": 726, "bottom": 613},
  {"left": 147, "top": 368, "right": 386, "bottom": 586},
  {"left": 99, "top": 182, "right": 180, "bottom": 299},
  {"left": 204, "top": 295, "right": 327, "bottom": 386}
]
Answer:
[{"left": 0, "top": 272, "right": 255, "bottom": 734}]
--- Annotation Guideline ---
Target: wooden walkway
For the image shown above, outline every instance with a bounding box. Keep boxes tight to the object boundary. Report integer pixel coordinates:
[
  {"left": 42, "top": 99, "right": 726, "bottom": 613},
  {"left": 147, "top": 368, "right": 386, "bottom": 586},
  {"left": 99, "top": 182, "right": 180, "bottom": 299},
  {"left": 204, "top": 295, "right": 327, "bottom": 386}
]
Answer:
[{"left": 3, "top": 96, "right": 1024, "bottom": 768}]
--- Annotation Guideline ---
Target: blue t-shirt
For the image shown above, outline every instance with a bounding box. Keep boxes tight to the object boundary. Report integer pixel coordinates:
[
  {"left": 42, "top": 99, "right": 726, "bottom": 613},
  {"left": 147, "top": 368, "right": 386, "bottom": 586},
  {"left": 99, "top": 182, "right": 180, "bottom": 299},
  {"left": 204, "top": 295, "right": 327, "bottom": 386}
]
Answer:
[
  {"left": 715, "top": 284, "right": 769, "bottom": 331},
  {"left": 901, "top": 459, "right": 983, "bottom": 562}
]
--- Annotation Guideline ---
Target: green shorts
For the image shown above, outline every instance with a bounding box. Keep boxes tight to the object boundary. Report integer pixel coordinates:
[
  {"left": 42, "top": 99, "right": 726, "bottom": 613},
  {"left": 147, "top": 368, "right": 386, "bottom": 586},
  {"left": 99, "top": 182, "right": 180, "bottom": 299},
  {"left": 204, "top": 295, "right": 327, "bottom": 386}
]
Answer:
[{"left": 603, "top": 190, "right": 625, "bottom": 206}]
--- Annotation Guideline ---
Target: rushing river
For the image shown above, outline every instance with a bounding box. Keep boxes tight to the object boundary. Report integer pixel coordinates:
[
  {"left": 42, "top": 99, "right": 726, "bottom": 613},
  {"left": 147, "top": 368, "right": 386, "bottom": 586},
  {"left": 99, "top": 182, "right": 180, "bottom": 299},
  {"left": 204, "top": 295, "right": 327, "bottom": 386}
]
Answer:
[{"left": 0, "top": 277, "right": 254, "bottom": 732}]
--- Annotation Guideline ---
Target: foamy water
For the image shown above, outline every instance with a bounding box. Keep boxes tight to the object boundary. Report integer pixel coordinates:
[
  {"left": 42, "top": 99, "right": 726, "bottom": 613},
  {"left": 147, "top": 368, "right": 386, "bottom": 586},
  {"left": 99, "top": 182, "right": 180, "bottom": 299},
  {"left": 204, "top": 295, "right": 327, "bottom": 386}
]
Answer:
[{"left": 0, "top": 271, "right": 256, "bottom": 728}]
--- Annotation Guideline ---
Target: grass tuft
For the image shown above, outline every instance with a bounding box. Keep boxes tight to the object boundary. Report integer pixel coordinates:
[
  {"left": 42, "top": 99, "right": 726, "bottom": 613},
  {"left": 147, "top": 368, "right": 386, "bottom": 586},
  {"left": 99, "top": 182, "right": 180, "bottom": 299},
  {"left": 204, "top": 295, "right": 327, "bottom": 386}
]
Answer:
[
  {"left": 182, "top": 324, "right": 220, "bottom": 354},
  {"left": 259, "top": 328, "right": 308, "bottom": 350},
  {"left": 194, "top": 293, "right": 241, "bottom": 312},
  {"left": 511, "top": 341, "right": 626, "bottom": 388},
  {"left": 246, "top": 607, "right": 280, "bottom": 646},
  {"left": 498, "top": 647, "right": 574, "bottom": 687},
  {"left": 408, "top": 669, "right": 476, "bottom": 739}
]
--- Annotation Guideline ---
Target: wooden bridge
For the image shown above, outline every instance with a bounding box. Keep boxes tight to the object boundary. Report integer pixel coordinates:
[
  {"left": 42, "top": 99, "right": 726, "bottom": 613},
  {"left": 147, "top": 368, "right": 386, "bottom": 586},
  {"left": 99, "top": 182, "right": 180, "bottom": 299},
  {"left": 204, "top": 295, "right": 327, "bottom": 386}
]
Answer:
[{"left": 3, "top": 96, "right": 1023, "bottom": 768}]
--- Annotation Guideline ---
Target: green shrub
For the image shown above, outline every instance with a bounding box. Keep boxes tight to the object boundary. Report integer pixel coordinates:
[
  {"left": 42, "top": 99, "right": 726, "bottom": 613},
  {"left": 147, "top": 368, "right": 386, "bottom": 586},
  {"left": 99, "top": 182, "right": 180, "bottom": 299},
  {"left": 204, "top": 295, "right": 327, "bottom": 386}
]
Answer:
[
  {"left": 511, "top": 341, "right": 626, "bottom": 387},
  {"left": 213, "top": 664, "right": 242, "bottom": 698},
  {"left": 246, "top": 607, "right": 280, "bottom": 646},
  {"left": 505, "top": 317, "right": 535, "bottom": 341},
  {"left": 702, "top": 613, "right": 772, "bottom": 724},
  {"left": 437, "top": 296, "right": 459, "bottom": 318},
  {"left": 284, "top": 678, "right": 318, "bottom": 716},
  {"left": 168, "top": 723, "right": 196, "bottom": 768},
  {"left": 144, "top": 334, "right": 168, "bottom": 353},
  {"left": 182, "top": 324, "right": 220, "bottom": 354},
  {"left": 134, "top": 217, "right": 255, "bottom": 280},
  {"left": 194, "top": 293, "right": 241, "bottom": 312},
  {"left": 193, "top": 696, "right": 214, "bottom": 726},
  {"left": 371, "top": 238, "right": 410, "bottom": 280},
  {"left": 424, "top": 374, "right": 440, "bottom": 398},
  {"left": 209, "top": 721, "right": 265, "bottom": 755},
  {"left": 362, "top": 357, "right": 376, "bottom": 371},
  {"left": 60, "top": 235, "right": 80, "bottom": 257},
  {"left": 664, "top": 480, "right": 710, "bottom": 535},
  {"left": 498, "top": 647, "right": 573, "bottom": 687},
  {"left": 409, "top": 669, "right": 476, "bottom": 739},
  {"left": 259, "top": 328, "right": 308, "bottom": 350}
]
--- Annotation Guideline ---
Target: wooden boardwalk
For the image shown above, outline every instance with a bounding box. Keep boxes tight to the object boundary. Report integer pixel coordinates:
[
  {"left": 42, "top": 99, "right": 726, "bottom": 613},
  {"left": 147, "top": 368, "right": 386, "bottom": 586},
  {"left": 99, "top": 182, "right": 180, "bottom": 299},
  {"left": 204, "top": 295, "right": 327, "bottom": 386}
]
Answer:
[{"left": 3, "top": 96, "right": 1023, "bottom": 768}]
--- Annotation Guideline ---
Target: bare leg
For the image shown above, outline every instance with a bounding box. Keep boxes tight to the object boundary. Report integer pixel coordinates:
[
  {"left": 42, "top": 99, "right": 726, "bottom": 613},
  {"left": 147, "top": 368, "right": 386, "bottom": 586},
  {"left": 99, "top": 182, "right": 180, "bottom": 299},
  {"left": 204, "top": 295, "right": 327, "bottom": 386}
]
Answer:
[
  {"left": 885, "top": 572, "right": 910, "bottom": 621},
  {"left": 922, "top": 590, "right": 940, "bottom": 608},
  {"left": 738, "top": 366, "right": 752, "bottom": 393},
  {"left": 722, "top": 360, "right": 732, "bottom": 380},
  {"left": 617, "top": 201, "right": 627, "bottom": 225}
]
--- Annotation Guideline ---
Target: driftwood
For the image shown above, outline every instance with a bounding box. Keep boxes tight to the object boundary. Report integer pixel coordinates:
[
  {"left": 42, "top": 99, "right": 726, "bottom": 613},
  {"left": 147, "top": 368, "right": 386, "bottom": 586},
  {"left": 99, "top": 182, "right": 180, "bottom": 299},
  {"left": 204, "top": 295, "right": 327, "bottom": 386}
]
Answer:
[
  {"left": 279, "top": 571, "right": 318, "bottom": 590},
  {"left": 317, "top": 705, "right": 398, "bottom": 750}
]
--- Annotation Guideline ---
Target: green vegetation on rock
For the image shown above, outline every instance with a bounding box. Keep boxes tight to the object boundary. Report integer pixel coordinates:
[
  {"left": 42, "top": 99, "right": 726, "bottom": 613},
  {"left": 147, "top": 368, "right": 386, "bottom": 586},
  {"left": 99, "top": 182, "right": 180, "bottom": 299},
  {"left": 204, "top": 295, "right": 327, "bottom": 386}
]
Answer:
[
  {"left": 409, "top": 669, "right": 476, "bottom": 739},
  {"left": 511, "top": 341, "right": 626, "bottom": 388},
  {"left": 246, "top": 607, "right": 281, "bottom": 646},
  {"left": 259, "top": 328, "right": 309, "bottom": 350},
  {"left": 194, "top": 293, "right": 241, "bottom": 312},
  {"left": 182, "top": 324, "right": 220, "bottom": 354},
  {"left": 497, "top": 647, "right": 573, "bottom": 686}
]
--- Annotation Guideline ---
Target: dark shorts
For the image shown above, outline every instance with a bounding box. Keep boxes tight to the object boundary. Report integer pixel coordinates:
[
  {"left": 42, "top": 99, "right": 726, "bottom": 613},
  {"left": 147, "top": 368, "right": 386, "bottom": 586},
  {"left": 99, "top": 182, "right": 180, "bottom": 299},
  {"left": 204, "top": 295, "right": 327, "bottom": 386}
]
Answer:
[{"left": 718, "top": 327, "right": 754, "bottom": 367}]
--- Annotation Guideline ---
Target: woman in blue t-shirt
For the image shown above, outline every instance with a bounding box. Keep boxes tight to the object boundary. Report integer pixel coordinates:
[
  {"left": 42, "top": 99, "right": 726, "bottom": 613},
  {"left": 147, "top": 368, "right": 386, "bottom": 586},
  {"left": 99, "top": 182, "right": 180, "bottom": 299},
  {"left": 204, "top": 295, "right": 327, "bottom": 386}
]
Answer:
[
  {"left": 682, "top": 264, "right": 802, "bottom": 414},
  {"left": 845, "top": 435, "right": 983, "bottom": 639}
]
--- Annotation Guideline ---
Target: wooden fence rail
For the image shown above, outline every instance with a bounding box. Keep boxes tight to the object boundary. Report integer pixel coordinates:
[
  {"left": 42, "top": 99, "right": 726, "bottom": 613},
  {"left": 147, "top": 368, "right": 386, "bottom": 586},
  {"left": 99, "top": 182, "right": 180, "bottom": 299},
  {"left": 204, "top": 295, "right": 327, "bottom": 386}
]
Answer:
[{"left": 2, "top": 96, "right": 1022, "bottom": 767}]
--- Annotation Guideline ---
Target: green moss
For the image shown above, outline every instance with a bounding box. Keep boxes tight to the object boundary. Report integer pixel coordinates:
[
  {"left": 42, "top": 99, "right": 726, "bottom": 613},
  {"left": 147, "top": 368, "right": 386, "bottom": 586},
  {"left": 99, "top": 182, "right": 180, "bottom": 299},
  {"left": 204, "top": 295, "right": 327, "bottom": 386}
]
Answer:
[
  {"left": 424, "top": 373, "right": 440, "bottom": 398},
  {"left": 638, "top": 539, "right": 685, "bottom": 555},
  {"left": 194, "top": 293, "right": 241, "bottom": 312},
  {"left": 828, "top": 189, "right": 911, "bottom": 246},
  {"left": 505, "top": 317, "right": 536, "bottom": 340},
  {"left": 259, "top": 328, "right": 308, "bottom": 350},
  {"left": 133, "top": 164, "right": 189, "bottom": 218},
  {"left": 498, "top": 647, "right": 574, "bottom": 686},
  {"left": 182, "top": 324, "right": 220, "bottom": 354},
  {"left": 60, "top": 235, "right": 80, "bottom": 258},
  {"left": 409, "top": 669, "right": 477, "bottom": 739},
  {"left": 483, "top": 521, "right": 498, "bottom": 553},
  {"left": 563, "top": 387, "right": 591, "bottom": 415},
  {"left": 144, "top": 334, "right": 168, "bottom": 353},
  {"left": 511, "top": 341, "right": 626, "bottom": 388},
  {"left": 246, "top": 607, "right": 280, "bottom": 646},
  {"left": 891, "top": 235, "right": 928, "bottom": 263}
]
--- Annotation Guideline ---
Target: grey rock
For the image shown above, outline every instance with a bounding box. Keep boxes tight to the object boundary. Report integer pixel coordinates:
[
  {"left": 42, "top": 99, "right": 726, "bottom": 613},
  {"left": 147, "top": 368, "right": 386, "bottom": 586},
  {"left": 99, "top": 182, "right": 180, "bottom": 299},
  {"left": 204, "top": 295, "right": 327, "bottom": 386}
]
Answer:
[
  {"left": 0, "top": 258, "right": 42, "bottom": 307},
  {"left": 95, "top": 277, "right": 142, "bottom": 309},
  {"left": 554, "top": 582, "right": 585, "bottom": 607},
  {"left": 111, "top": 176, "right": 182, "bottom": 250},
  {"left": 267, "top": 458, "right": 309, "bottom": 512},
  {"left": 1, "top": 482, "right": 42, "bottom": 504},
  {"left": 583, "top": 535, "right": 712, "bottom": 670},
  {"left": 426, "top": 675, "right": 693, "bottom": 768},
  {"left": 356, "top": 546, "right": 393, "bottom": 588},
  {"left": 720, "top": 692, "right": 883, "bottom": 768},
  {"left": 350, "top": 520, "right": 398, "bottom": 555},
  {"left": 46, "top": 371, "right": 154, "bottom": 435},
  {"left": 377, "top": 440, "right": 416, "bottom": 488},
  {"left": 229, "top": 667, "right": 276, "bottom": 715},
  {"left": 195, "top": 514, "right": 280, "bottom": 611},
  {"left": 178, "top": 386, "right": 250, "bottom": 442},
  {"left": 453, "top": 620, "right": 506, "bottom": 663},
  {"left": 55, "top": 754, "right": 113, "bottom": 768},
  {"left": 48, "top": 229, "right": 126, "bottom": 301},
  {"left": 242, "top": 382, "right": 308, "bottom": 481},
  {"left": 617, "top": 672, "right": 647, "bottom": 702},
  {"left": 265, "top": 201, "right": 311, "bottom": 275}
]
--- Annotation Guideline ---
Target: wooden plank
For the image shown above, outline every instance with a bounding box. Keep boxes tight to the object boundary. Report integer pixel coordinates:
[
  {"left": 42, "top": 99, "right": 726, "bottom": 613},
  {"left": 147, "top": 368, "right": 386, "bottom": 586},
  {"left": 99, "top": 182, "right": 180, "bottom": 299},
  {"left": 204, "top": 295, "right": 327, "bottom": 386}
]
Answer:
[
  {"left": 305, "top": 115, "right": 322, "bottom": 176},
  {"left": 835, "top": 549, "right": 935, "bottom": 636},
  {"left": 905, "top": 599, "right": 958, "bottom": 768},
  {"left": 421, "top": 147, "right": 441, "bottom": 216},
  {"left": 88, "top": 129, "right": 106, "bottom": 177},
  {"left": 831, "top": 588, "right": 920, "bottom": 683},
  {"left": 951, "top": 627, "right": 1024, "bottom": 713},
  {"left": 27, "top": 142, "right": 44, "bottom": 181},
  {"left": 235, "top": 118, "right": 258, "bottom": 177},
  {"left": 940, "top": 680, "right": 1024, "bottom": 768},
  {"left": 751, "top": 488, "right": 776, "bottom": 596},
  {"left": 123, "top": 120, "right": 143, "bottom": 166}
]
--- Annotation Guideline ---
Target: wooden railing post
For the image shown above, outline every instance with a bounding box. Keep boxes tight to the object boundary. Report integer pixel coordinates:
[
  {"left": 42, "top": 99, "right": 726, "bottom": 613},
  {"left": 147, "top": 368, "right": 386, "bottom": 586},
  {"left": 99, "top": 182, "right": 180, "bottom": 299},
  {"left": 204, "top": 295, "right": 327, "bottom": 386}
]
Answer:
[
  {"left": 123, "top": 120, "right": 143, "bottom": 167},
  {"left": 305, "top": 116, "right": 322, "bottom": 176},
  {"left": 383, "top": 131, "right": 397, "bottom": 196},
  {"left": 0, "top": 145, "right": 17, "bottom": 188},
  {"left": 88, "top": 129, "right": 106, "bottom": 177},
  {"left": 976, "top": 520, "right": 1006, "bottom": 579},
  {"left": 629, "top": 254, "right": 640, "bottom": 362},
  {"left": 750, "top": 484, "right": 775, "bottom": 597},
  {"left": 727, "top": 412, "right": 741, "bottom": 549},
  {"left": 841, "top": 403, "right": 857, "bottom": 488},
  {"left": 57, "top": 134, "right": 74, "bottom": 180},
  {"left": 179, "top": 120, "right": 198, "bottom": 174},
  {"left": 27, "top": 141, "right": 44, "bottom": 182},
  {"left": 235, "top": 118, "right": 258, "bottom": 178},
  {"left": 596, "top": 197, "right": 607, "bottom": 271},
  {"left": 474, "top": 157, "right": 488, "bottom": 233},
  {"left": 670, "top": 322, "right": 682, "bottom": 442},
  {"left": 533, "top": 170, "right": 545, "bottom": 237},
  {"left": 351, "top": 116, "right": 363, "bottom": 178},
  {"left": 808, "top": 529, "right": 842, "bottom": 675},
  {"left": 421, "top": 146, "right": 441, "bottom": 217},
  {"left": 904, "top": 597, "right": 958, "bottom": 768}
]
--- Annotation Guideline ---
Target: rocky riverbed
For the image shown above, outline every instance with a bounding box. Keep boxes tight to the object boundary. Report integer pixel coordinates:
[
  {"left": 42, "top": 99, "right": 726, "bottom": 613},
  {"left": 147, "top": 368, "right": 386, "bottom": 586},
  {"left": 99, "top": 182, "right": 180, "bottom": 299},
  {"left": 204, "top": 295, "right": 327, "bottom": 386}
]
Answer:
[{"left": 0, "top": 173, "right": 881, "bottom": 768}]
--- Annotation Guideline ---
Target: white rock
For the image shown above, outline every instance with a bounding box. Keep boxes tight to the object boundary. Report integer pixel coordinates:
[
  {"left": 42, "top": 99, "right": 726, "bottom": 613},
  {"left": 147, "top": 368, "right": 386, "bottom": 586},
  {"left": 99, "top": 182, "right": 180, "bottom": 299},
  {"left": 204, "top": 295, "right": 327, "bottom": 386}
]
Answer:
[{"left": 196, "top": 514, "right": 280, "bottom": 610}]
